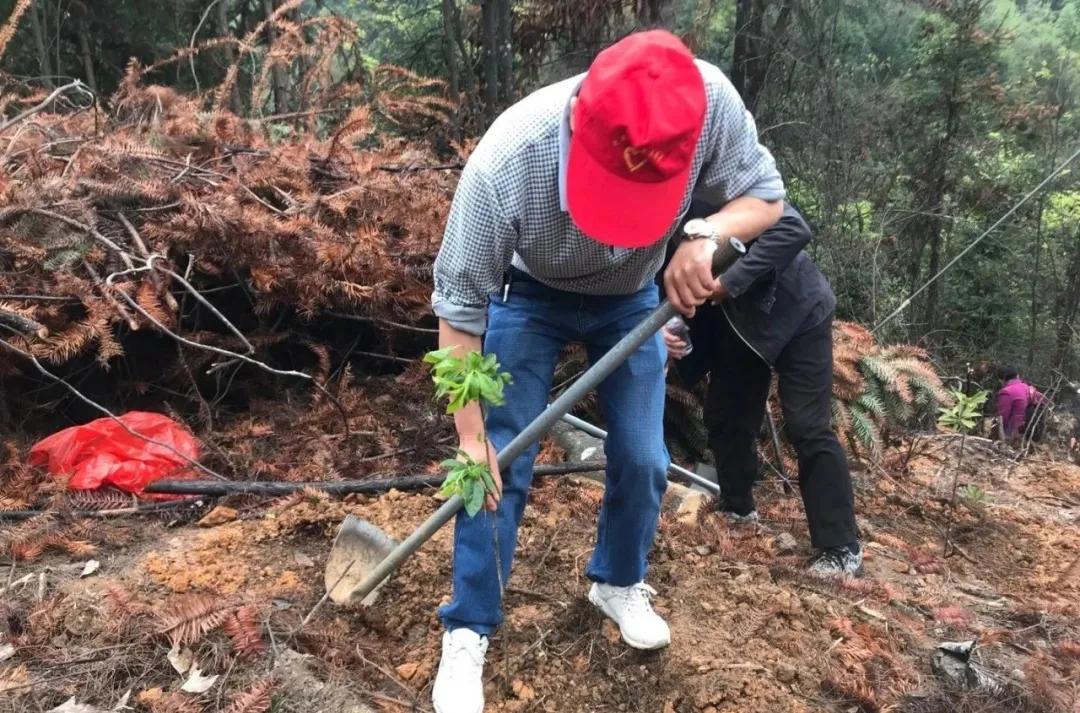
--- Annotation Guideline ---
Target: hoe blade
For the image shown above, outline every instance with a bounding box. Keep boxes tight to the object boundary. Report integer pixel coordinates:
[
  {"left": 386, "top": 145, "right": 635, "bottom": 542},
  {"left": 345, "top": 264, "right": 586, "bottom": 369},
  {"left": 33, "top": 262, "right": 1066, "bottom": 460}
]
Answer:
[{"left": 324, "top": 515, "right": 398, "bottom": 606}]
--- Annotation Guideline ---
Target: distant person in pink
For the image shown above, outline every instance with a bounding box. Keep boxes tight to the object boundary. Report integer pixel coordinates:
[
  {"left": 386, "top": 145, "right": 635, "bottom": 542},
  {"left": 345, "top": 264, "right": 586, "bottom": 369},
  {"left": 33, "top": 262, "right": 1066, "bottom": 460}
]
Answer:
[{"left": 996, "top": 367, "right": 1045, "bottom": 441}]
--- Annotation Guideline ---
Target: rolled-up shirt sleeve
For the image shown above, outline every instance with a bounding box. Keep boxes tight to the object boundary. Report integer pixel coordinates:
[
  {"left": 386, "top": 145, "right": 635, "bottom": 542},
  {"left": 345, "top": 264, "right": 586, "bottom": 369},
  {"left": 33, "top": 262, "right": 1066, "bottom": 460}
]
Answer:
[
  {"left": 695, "top": 70, "right": 785, "bottom": 205},
  {"left": 432, "top": 161, "right": 517, "bottom": 336}
]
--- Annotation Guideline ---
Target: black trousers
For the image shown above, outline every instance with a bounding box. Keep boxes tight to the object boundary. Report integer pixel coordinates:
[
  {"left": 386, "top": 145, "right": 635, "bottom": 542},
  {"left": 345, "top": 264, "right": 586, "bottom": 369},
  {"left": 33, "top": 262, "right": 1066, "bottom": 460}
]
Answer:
[{"left": 702, "top": 310, "right": 858, "bottom": 549}]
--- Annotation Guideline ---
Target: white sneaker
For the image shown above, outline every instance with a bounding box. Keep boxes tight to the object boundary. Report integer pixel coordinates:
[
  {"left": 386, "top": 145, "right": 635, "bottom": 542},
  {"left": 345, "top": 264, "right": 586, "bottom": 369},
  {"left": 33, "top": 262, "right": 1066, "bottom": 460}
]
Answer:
[
  {"left": 588, "top": 582, "right": 671, "bottom": 650},
  {"left": 432, "top": 628, "right": 488, "bottom": 713}
]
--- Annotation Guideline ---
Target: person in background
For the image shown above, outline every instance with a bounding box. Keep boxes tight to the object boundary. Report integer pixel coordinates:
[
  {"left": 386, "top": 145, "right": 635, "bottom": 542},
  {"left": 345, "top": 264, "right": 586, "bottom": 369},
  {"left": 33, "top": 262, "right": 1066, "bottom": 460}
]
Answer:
[
  {"left": 997, "top": 367, "right": 1046, "bottom": 443},
  {"left": 663, "top": 200, "right": 862, "bottom": 578}
]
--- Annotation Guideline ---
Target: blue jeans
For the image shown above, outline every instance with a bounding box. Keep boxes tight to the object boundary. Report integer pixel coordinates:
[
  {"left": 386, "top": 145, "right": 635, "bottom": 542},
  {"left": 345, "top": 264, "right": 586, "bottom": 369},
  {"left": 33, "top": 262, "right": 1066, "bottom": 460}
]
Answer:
[{"left": 439, "top": 271, "right": 670, "bottom": 636}]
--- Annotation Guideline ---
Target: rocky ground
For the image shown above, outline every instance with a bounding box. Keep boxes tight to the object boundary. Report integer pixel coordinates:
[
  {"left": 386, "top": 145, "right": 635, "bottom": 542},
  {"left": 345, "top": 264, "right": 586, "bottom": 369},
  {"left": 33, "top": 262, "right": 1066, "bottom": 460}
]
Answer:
[{"left": 2, "top": 427, "right": 1079, "bottom": 713}]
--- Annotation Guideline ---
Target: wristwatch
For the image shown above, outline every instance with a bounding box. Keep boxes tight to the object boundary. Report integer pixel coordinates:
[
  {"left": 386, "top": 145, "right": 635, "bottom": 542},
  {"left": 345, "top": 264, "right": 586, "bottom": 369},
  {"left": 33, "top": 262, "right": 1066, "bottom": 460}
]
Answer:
[{"left": 683, "top": 218, "right": 722, "bottom": 246}]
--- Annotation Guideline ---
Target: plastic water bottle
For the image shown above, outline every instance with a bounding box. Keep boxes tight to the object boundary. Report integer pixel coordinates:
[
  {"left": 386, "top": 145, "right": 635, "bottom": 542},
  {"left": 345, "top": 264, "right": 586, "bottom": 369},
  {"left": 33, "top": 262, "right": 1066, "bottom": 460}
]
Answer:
[{"left": 664, "top": 316, "right": 693, "bottom": 357}]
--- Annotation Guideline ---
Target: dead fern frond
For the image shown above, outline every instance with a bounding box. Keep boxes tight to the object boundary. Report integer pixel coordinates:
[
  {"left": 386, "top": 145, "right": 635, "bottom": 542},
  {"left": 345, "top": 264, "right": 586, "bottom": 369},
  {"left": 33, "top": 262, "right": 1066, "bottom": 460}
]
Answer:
[
  {"left": 135, "top": 279, "right": 174, "bottom": 328},
  {"left": 137, "top": 689, "right": 205, "bottom": 713},
  {"left": 157, "top": 593, "right": 234, "bottom": 646},
  {"left": 224, "top": 606, "right": 267, "bottom": 659},
  {"left": 30, "top": 320, "right": 98, "bottom": 364},
  {"left": 0, "top": 0, "right": 31, "bottom": 62},
  {"left": 66, "top": 488, "right": 133, "bottom": 511},
  {"left": 221, "top": 677, "right": 274, "bottom": 713}
]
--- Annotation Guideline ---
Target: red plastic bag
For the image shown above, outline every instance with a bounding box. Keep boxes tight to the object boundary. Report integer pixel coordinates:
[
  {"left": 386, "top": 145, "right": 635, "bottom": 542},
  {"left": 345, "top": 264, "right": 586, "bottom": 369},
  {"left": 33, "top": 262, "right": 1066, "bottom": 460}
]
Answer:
[{"left": 29, "top": 412, "right": 200, "bottom": 497}]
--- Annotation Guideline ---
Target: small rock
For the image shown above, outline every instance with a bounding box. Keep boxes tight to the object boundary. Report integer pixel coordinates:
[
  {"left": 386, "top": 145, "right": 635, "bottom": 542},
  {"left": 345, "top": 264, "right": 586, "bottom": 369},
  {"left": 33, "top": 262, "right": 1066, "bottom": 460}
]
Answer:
[
  {"left": 695, "top": 545, "right": 712, "bottom": 556},
  {"left": 774, "top": 662, "right": 798, "bottom": 684},
  {"left": 511, "top": 679, "right": 536, "bottom": 702},
  {"left": 773, "top": 532, "right": 798, "bottom": 554},
  {"left": 395, "top": 662, "right": 420, "bottom": 681},
  {"left": 197, "top": 506, "right": 237, "bottom": 528},
  {"left": 80, "top": 560, "right": 100, "bottom": 578},
  {"left": 676, "top": 491, "right": 709, "bottom": 525},
  {"left": 294, "top": 553, "right": 315, "bottom": 568}
]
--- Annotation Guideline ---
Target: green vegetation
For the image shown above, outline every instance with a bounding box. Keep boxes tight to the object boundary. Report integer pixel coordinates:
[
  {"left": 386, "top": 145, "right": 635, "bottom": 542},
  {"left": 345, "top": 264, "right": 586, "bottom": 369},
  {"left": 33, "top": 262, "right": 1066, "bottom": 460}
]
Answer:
[{"left": 424, "top": 346, "right": 511, "bottom": 516}]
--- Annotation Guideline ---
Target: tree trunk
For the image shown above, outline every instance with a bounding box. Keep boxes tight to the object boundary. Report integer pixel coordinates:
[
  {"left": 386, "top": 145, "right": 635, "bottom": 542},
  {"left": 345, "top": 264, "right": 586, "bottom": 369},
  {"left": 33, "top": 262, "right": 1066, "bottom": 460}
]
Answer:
[
  {"left": 29, "top": 0, "right": 53, "bottom": 87},
  {"left": 732, "top": 0, "right": 763, "bottom": 109},
  {"left": 731, "top": 0, "right": 791, "bottom": 113},
  {"left": 217, "top": 0, "right": 239, "bottom": 113},
  {"left": 73, "top": 4, "right": 96, "bottom": 93},
  {"left": 922, "top": 217, "right": 944, "bottom": 339},
  {"left": 1054, "top": 227, "right": 1080, "bottom": 374},
  {"left": 441, "top": 0, "right": 460, "bottom": 100},
  {"left": 1027, "top": 200, "right": 1045, "bottom": 370},
  {"left": 481, "top": 0, "right": 499, "bottom": 121},
  {"left": 263, "top": 0, "right": 290, "bottom": 114},
  {"left": 497, "top": 0, "right": 513, "bottom": 104}
]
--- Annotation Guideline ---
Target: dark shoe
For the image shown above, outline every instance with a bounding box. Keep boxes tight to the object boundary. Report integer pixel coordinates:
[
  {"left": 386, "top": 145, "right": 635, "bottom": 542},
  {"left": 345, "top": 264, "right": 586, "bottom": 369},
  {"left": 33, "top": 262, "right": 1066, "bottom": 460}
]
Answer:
[
  {"left": 720, "top": 509, "right": 760, "bottom": 525},
  {"left": 714, "top": 496, "right": 759, "bottom": 525},
  {"left": 808, "top": 542, "right": 863, "bottom": 578}
]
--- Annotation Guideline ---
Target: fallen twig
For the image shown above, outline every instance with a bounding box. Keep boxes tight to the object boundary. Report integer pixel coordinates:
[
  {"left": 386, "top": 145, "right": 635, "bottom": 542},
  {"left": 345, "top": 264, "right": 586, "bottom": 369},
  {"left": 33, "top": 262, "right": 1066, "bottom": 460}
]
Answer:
[
  {"left": 355, "top": 646, "right": 418, "bottom": 702},
  {"left": 116, "top": 213, "right": 180, "bottom": 311},
  {"left": 104, "top": 260, "right": 352, "bottom": 437},
  {"left": 0, "top": 80, "right": 92, "bottom": 134},
  {"left": 146, "top": 461, "right": 608, "bottom": 496},
  {"left": 82, "top": 259, "right": 140, "bottom": 331},
  {"left": 0, "top": 307, "right": 47, "bottom": 338},
  {"left": 325, "top": 311, "right": 438, "bottom": 335},
  {"left": 23, "top": 208, "right": 136, "bottom": 270},
  {"left": 0, "top": 499, "right": 205, "bottom": 521}
]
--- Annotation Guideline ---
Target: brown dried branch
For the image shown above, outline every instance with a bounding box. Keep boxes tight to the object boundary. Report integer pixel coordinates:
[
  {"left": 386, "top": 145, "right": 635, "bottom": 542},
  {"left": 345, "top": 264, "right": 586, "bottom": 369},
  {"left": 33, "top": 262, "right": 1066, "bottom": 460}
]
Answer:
[
  {"left": 221, "top": 677, "right": 274, "bottom": 713},
  {"left": 0, "top": 305, "right": 47, "bottom": 338},
  {"left": 106, "top": 261, "right": 352, "bottom": 436},
  {"left": 116, "top": 212, "right": 179, "bottom": 311},
  {"left": 157, "top": 592, "right": 234, "bottom": 646},
  {"left": 0, "top": 81, "right": 93, "bottom": 134},
  {"left": 81, "top": 259, "right": 140, "bottom": 331},
  {"left": 223, "top": 606, "right": 267, "bottom": 659},
  {"left": 0, "top": 0, "right": 31, "bottom": 61}
]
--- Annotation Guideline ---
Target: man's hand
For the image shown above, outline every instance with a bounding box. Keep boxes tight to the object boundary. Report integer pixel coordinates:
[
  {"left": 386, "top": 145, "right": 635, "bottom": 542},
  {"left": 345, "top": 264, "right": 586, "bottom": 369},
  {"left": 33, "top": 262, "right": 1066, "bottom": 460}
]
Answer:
[
  {"left": 661, "top": 324, "right": 689, "bottom": 360},
  {"left": 459, "top": 431, "right": 502, "bottom": 512},
  {"left": 663, "top": 238, "right": 720, "bottom": 317}
]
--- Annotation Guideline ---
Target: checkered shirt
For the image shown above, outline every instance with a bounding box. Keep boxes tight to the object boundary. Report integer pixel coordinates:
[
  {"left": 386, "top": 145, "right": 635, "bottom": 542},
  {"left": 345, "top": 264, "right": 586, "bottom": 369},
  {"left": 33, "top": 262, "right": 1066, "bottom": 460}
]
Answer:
[{"left": 432, "top": 59, "right": 785, "bottom": 336}]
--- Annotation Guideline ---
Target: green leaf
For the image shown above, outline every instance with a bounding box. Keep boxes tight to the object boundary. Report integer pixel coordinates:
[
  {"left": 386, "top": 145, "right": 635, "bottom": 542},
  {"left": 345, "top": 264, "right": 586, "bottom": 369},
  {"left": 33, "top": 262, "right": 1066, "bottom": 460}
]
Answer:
[{"left": 463, "top": 480, "right": 485, "bottom": 517}]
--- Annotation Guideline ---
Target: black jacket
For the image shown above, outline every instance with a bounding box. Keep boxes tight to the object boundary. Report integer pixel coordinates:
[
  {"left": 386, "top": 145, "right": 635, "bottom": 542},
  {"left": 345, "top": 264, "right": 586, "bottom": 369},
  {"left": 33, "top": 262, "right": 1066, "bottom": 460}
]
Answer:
[{"left": 667, "top": 201, "right": 835, "bottom": 385}]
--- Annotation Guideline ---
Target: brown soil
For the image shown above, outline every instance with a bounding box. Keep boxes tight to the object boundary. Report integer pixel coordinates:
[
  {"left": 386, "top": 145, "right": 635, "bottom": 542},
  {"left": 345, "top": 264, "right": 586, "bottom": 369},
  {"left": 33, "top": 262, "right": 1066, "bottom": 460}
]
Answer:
[{"left": 2, "top": 435, "right": 1078, "bottom": 713}]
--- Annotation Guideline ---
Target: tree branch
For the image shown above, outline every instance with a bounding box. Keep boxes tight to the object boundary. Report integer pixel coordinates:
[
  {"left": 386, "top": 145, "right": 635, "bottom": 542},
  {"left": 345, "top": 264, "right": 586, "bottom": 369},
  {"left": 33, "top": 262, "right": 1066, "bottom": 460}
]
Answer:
[
  {"left": 105, "top": 260, "right": 353, "bottom": 437},
  {"left": 0, "top": 80, "right": 92, "bottom": 134}
]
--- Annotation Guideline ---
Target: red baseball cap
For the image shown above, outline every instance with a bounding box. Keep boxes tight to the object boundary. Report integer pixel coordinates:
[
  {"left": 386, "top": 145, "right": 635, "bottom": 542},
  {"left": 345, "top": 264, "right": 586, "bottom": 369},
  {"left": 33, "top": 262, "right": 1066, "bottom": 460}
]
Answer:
[{"left": 567, "top": 30, "right": 706, "bottom": 248}]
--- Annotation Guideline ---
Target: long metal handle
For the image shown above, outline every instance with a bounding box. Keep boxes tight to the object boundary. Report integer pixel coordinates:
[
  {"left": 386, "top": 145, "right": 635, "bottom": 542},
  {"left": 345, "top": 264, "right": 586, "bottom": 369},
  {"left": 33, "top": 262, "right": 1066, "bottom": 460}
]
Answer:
[
  {"left": 348, "top": 237, "right": 746, "bottom": 602},
  {"left": 558, "top": 413, "right": 719, "bottom": 494}
]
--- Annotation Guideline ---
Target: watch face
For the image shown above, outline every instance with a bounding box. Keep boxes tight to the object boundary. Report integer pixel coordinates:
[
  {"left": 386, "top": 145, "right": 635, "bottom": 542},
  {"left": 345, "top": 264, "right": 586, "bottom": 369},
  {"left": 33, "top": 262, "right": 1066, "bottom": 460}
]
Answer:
[{"left": 684, "top": 218, "right": 711, "bottom": 237}]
